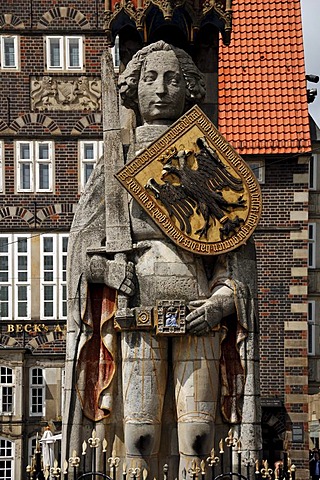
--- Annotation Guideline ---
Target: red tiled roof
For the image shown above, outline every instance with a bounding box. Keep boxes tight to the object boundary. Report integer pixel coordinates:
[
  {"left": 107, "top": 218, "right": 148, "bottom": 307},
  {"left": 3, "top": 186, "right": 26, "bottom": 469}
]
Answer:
[{"left": 218, "top": 0, "right": 311, "bottom": 155}]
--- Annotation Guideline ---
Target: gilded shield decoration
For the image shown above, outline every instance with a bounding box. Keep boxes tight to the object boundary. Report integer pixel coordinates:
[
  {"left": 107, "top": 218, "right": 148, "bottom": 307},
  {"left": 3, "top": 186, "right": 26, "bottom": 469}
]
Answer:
[{"left": 116, "top": 105, "right": 262, "bottom": 255}]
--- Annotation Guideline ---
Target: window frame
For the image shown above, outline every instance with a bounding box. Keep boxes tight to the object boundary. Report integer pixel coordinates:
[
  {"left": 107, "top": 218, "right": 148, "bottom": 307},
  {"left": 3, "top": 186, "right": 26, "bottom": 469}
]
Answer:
[
  {"left": 246, "top": 159, "right": 265, "bottom": 184},
  {"left": 0, "top": 234, "right": 31, "bottom": 321},
  {"left": 308, "top": 300, "right": 316, "bottom": 356},
  {"left": 0, "top": 141, "right": 4, "bottom": 193},
  {"left": 0, "top": 35, "right": 19, "bottom": 71},
  {"left": 29, "top": 367, "right": 46, "bottom": 417},
  {"left": 0, "top": 235, "right": 13, "bottom": 321},
  {"left": 79, "top": 140, "right": 103, "bottom": 191},
  {"left": 40, "top": 234, "right": 69, "bottom": 320},
  {"left": 308, "top": 222, "right": 317, "bottom": 269},
  {"left": 0, "top": 437, "right": 15, "bottom": 480},
  {"left": 309, "top": 153, "right": 317, "bottom": 190},
  {"left": 46, "top": 35, "right": 84, "bottom": 72},
  {"left": 0, "top": 367, "right": 14, "bottom": 415},
  {"left": 15, "top": 140, "right": 54, "bottom": 193},
  {"left": 13, "top": 235, "right": 31, "bottom": 320}
]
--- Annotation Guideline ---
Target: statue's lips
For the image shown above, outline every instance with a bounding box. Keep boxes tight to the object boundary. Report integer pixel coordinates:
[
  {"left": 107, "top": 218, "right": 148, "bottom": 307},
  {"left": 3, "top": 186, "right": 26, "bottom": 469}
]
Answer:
[{"left": 151, "top": 102, "right": 170, "bottom": 108}]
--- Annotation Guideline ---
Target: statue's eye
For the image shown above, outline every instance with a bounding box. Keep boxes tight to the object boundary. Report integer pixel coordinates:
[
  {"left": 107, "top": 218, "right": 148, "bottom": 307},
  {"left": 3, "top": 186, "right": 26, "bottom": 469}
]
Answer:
[
  {"left": 143, "top": 71, "right": 157, "bottom": 83},
  {"left": 166, "top": 72, "right": 182, "bottom": 86}
]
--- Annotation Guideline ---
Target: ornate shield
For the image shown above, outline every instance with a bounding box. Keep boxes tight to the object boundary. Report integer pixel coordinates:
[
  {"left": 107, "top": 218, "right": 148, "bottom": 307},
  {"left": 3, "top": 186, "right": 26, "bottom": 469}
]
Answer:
[{"left": 116, "top": 105, "right": 262, "bottom": 255}]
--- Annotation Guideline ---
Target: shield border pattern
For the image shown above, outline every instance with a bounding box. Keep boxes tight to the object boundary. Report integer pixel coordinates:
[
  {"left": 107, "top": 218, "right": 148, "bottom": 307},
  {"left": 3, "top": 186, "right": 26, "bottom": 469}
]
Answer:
[{"left": 115, "top": 105, "right": 262, "bottom": 256}]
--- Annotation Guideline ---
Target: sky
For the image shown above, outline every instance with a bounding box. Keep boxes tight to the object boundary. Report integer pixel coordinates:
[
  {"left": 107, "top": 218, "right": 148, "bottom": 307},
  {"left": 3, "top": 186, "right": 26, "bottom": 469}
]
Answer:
[{"left": 301, "top": 0, "right": 320, "bottom": 127}]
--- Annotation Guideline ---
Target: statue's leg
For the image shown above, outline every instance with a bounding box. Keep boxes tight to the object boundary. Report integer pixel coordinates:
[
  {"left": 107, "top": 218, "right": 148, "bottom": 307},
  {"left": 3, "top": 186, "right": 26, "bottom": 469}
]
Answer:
[
  {"left": 121, "top": 331, "right": 168, "bottom": 476},
  {"left": 173, "top": 333, "right": 221, "bottom": 476}
]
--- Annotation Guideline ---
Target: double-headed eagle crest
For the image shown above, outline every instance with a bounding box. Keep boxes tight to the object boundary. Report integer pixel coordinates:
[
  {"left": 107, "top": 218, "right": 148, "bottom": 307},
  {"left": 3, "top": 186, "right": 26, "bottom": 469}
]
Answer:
[{"left": 116, "top": 106, "right": 262, "bottom": 255}]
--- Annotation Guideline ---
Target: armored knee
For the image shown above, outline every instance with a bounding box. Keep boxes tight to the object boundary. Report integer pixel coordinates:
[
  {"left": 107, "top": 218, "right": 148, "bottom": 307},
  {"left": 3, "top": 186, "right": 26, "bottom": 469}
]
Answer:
[
  {"left": 124, "top": 421, "right": 161, "bottom": 457},
  {"left": 178, "top": 421, "right": 214, "bottom": 457}
]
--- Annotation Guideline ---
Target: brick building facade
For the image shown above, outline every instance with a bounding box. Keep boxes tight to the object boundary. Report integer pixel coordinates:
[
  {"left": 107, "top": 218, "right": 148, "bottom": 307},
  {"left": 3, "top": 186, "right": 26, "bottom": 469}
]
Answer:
[
  {"left": 0, "top": 0, "right": 314, "bottom": 479},
  {"left": 0, "top": 1, "right": 109, "bottom": 478}
]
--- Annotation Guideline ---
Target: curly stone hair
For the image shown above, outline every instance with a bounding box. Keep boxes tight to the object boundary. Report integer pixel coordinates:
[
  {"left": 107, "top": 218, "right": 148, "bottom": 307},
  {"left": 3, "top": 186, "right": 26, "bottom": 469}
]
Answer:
[{"left": 118, "top": 40, "right": 206, "bottom": 118}]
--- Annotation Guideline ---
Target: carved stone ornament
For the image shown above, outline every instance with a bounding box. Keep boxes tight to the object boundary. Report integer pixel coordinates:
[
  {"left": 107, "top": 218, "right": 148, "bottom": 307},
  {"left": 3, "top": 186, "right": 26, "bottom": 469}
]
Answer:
[
  {"left": 31, "top": 76, "right": 101, "bottom": 111},
  {"left": 116, "top": 105, "right": 262, "bottom": 255},
  {"left": 104, "top": 0, "right": 232, "bottom": 45}
]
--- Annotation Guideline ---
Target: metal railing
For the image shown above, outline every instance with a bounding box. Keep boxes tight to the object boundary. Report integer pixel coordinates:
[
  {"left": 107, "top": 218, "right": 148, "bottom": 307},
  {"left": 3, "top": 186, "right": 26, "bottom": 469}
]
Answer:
[{"left": 26, "top": 430, "right": 296, "bottom": 480}]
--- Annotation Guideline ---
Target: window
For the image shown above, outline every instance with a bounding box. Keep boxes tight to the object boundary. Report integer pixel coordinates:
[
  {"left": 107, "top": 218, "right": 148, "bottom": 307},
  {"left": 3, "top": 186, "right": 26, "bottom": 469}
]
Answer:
[
  {"left": 0, "top": 367, "right": 14, "bottom": 415},
  {"left": 309, "top": 154, "right": 317, "bottom": 190},
  {"left": 0, "top": 234, "right": 31, "bottom": 320},
  {"left": 308, "top": 301, "right": 316, "bottom": 355},
  {"left": 16, "top": 141, "right": 53, "bottom": 192},
  {"left": 79, "top": 140, "right": 103, "bottom": 190},
  {"left": 40, "top": 234, "right": 68, "bottom": 319},
  {"left": 0, "top": 142, "right": 3, "bottom": 192},
  {"left": 111, "top": 35, "right": 120, "bottom": 69},
  {"left": 308, "top": 223, "right": 316, "bottom": 268},
  {"left": 0, "top": 35, "right": 19, "bottom": 70},
  {"left": 29, "top": 368, "right": 45, "bottom": 417},
  {"left": 0, "top": 438, "right": 14, "bottom": 480},
  {"left": 46, "top": 36, "right": 84, "bottom": 71},
  {"left": 247, "top": 159, "right": 265, "bottom": 183}
]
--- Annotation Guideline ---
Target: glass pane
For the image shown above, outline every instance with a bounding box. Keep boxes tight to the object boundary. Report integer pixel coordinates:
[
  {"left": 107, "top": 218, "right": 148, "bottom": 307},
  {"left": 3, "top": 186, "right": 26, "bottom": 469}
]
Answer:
[
  {"left": 0, "top": 286, "right": 8, "bottom": 301},
  {"left": 0, "top": 302, "right": 8, "bottom": 318},
  {"left": 44, "top": 255, "right": 53, "bottom": 267},
  {"left": 20, "top": 163, "right": 31, "bottom": 190},
  {"left": 20, "top": 143, "right": 30, "bottom": 160},
  {"left": 0, "top": 256, "right": 8, "bottom": 271},
  {"left": 38, "top": 143, "right": 49, "bottom": 159},
  {"left": 84, "top": 164, "right": 94, "bottom": 184},
  {"left": 32, "top": 368, "right": 43, "bottom": 384},
  {"left": 308, "top": 324, "right": 313, "bottom": 353},
  {"left": 0, "top": 238, "right": 8, "bottom": 253},
  {"left": 18, "top": 271, "right": 27, "bottom": 282},
  {"left": 43, "top": 237, "right": 53, "bottom": 252},
  {"left": 17, "top": 238, "right": 27, "bottom": 253},
  {"left": 84, "top": 143, "right": 94, "bottom": 160},
  {"left": 68, "top": 38, "right": 80, "bottom": 67},
  {"left": 49, "top": 38, "right": 61, "bottom": 67},
  {"left": 3, "top": 38, "right": 15, "bottom": 67},
  {"left": 62, "top": 237, "right": 68, "bottom": 252},
  {"left": 44, "top": 302, "right": 53, "bottom": 317},
  {"left": 39, "top": 164, "right": 49, "bottom": 190},
  {"left": 44, "top": 286, "right": 53, "bottom": 300},
  {"left": 18, "top": 285, "right": 27, "bottom": 301},
  {"left": 18, "top": 302, "right": 27, "bottom": 317},
  {"left": 18, "top": 256, "right": 27, "bottom": 271}
]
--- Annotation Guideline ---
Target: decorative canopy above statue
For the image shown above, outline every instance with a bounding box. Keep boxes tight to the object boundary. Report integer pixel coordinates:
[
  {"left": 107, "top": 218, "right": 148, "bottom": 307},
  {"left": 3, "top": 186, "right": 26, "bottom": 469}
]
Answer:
[{"left": 104, "top": 0, "right": 232, "bottom": 46}]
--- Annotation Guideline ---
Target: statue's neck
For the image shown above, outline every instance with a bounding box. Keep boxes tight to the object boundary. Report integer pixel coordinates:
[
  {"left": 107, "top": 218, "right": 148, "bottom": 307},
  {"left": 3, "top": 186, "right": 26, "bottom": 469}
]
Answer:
[{"left": 135, "top": 124, "right": 169, "bottom": 151}]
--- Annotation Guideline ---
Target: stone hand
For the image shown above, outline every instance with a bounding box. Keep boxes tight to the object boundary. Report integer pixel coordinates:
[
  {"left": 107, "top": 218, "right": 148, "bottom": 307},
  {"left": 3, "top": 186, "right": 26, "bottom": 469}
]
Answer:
[
  {"left": 186, "top": 286, "right": 235, "bottom": 335},
  {"left": 186, "top": 298, "right": 223, "bottom": 335},
  {"left": 88, "top": 255, "right": 136, "bottom": 297}
]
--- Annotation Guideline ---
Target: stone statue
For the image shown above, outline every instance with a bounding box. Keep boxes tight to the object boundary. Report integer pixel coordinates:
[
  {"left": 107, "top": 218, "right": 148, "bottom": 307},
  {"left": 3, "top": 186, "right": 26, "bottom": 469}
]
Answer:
[{"left": 62, "top": 41, "right": 261, "bottom": 478}]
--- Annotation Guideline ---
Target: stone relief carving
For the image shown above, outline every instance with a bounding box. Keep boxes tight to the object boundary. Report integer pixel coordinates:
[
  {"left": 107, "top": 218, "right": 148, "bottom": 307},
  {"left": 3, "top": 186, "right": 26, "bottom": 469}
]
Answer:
[{"left": 30, "top": 76, "right": 101, "bottom": 111}]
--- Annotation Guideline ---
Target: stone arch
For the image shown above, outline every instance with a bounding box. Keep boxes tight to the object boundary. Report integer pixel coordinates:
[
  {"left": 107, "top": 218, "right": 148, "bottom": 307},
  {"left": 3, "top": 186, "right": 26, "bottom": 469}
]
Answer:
[
  {"left": 10, "top": 113, "right": 61, "bottom": 134},
  {"left": 36, "top": 203, "right": 77, "bottom": 226},
  {"left": 71, "top": 113, "right": 102, "bottom": 134},
  {"left": 0, "top": 119, "right": 9, "bottom": 133},
  {"left": 0, "top": 334, "right": 20, "bottom": 348},
  {"left": 37, "top": 7, "right": 90, "bottom": 29},
  {"left": 26, "top": 331, "right": 66, "bottom": 352},
  {"left": 0, "top": 13, "right": 25, "bottom": 29},
  {"left": 0, "top": 206, "right": 34, "bottom": 226}
]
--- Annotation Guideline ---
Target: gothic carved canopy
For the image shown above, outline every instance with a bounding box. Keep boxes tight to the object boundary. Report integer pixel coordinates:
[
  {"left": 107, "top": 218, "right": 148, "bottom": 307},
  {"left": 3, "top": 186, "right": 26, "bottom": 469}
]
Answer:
[{"left": 104, "top": 0, "right": 232, "bottom": 46}]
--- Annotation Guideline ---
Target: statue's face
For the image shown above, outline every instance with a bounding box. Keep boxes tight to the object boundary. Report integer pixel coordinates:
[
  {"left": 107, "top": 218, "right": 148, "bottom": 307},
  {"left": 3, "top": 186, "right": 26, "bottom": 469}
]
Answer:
[{"left": 138, "top": 50, "right": 186, "bottom": 125}]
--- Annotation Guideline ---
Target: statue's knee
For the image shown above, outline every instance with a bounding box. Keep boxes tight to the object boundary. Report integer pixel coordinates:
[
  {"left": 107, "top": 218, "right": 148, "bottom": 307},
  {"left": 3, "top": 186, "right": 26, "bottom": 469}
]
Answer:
[
  {"left": 124, "top": 422, "right": 161, "bottom": 457},
  {"left": 178, "top": 422, "right": 213, "bottom": 456}
]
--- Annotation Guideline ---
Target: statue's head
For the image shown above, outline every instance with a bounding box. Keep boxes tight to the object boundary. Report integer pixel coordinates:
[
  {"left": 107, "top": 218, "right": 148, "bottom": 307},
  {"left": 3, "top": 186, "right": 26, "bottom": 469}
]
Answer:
[{"left": 118, "top": 40, "right": 206, "bottom": 126}]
